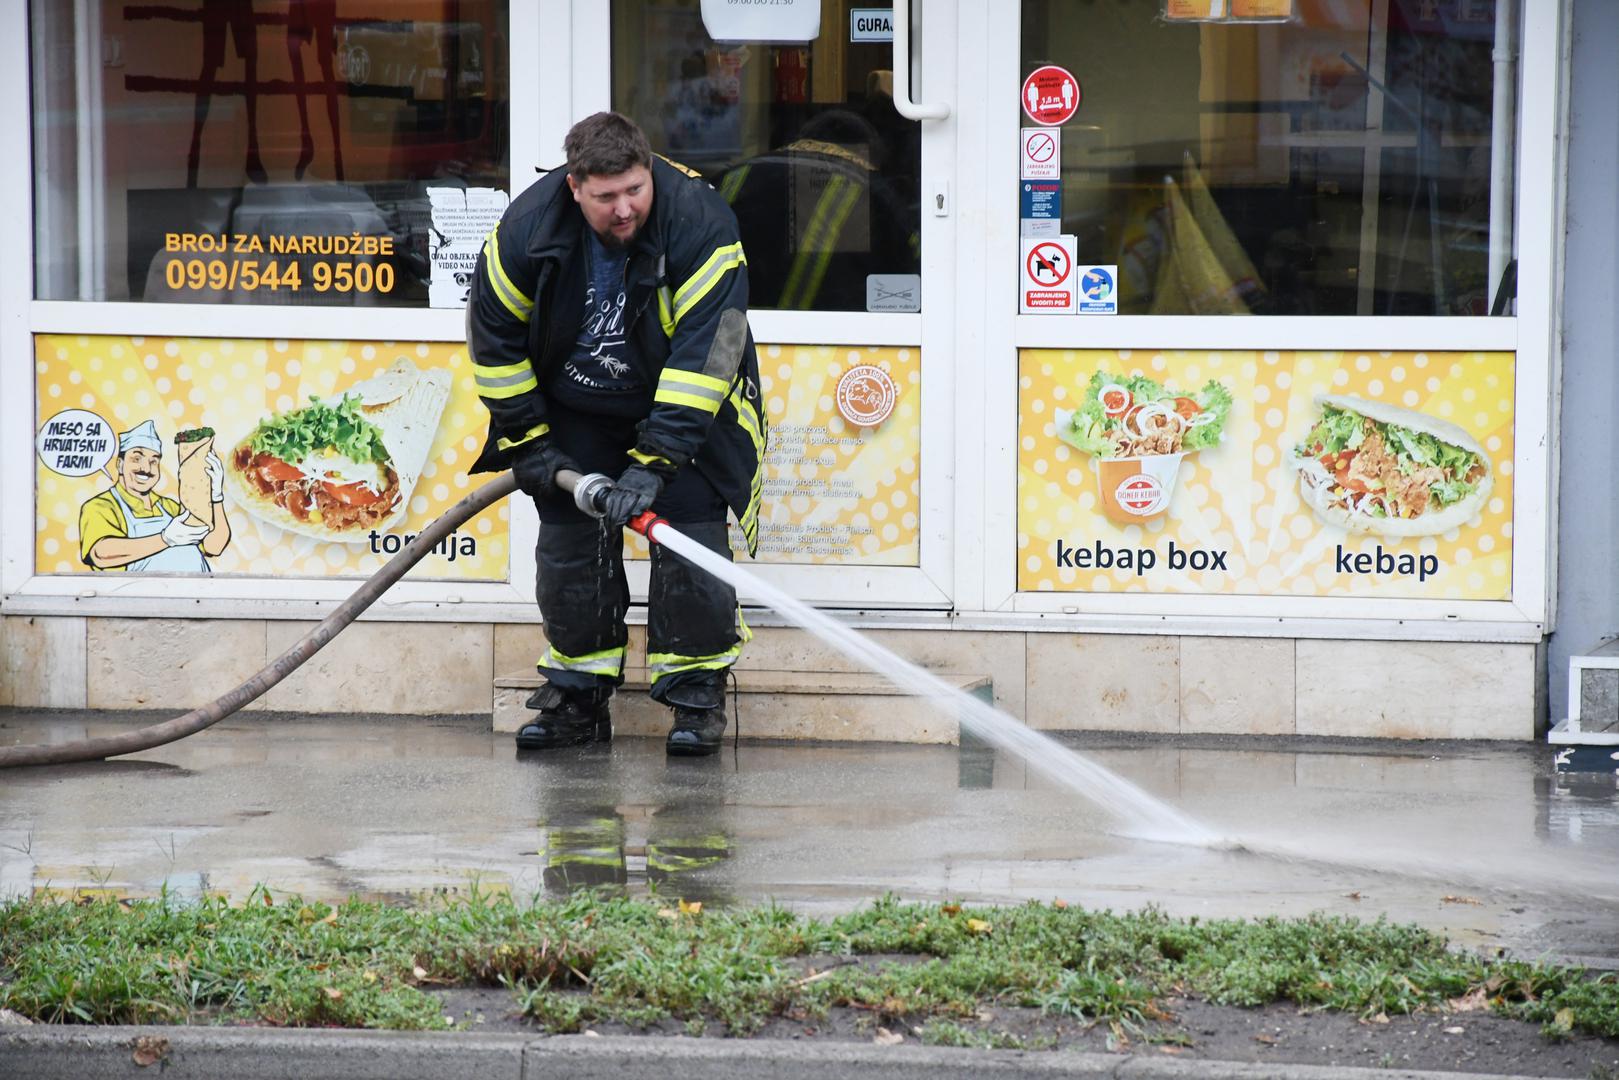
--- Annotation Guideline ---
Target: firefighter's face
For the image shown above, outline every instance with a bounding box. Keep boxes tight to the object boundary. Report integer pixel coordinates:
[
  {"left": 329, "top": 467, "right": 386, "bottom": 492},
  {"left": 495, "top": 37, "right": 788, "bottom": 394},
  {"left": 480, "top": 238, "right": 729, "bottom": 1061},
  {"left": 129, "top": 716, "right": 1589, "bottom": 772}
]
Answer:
[{"left": 570, "top": 165, "right": 653, "bottom": 248}]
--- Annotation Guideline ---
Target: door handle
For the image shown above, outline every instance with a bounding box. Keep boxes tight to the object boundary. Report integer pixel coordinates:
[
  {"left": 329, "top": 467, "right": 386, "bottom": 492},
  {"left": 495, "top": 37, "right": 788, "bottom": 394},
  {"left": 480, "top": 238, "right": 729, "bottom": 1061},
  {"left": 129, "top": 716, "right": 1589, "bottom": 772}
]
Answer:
[{"left": 892, "top": 2, "right": 949, "bottom": 121}]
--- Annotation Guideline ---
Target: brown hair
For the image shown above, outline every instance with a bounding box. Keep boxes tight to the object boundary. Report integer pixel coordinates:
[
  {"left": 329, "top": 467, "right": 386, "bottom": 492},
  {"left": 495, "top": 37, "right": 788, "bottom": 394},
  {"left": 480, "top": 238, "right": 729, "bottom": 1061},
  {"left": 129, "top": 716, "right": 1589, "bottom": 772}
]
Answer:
[{"left": 564, "top": 112, "right": 653, "bottom": 182}]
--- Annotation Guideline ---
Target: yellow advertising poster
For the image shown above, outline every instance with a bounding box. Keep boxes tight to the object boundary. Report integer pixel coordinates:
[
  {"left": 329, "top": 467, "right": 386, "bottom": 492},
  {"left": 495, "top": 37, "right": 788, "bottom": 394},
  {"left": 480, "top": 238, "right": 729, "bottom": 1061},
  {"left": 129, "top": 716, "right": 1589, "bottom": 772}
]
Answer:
[
  {"left": 1017, "top": 349, "right": 1514, "bottom": 599},
  {"left": 686, "top": 344, "right": 918, "bottom": 566},
  {"left": 34, "top": 334, "right": 509, "bottom": 580}
]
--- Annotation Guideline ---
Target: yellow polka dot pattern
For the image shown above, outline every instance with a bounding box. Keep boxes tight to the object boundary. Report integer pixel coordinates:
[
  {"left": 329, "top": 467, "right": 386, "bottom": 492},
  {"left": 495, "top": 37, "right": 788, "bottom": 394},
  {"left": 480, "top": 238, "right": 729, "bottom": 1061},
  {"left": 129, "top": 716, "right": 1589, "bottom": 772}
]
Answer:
[
  {"left": 626, "top": 345, "right": 921, "bottom": 565},
  {"left": 1016, "top": 349, "right": 1515, "bottom": 599},
  {"left": 34, "top": 334, "right": 510, "bottom": 581}
]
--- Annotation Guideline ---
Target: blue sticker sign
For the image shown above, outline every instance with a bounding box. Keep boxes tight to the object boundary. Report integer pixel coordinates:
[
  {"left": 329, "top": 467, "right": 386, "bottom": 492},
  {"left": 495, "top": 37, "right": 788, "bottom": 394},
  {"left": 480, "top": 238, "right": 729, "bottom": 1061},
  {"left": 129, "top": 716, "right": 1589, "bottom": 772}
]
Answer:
[
  {"left": 1076, "top": 264, "right": 1119, "bottom": 314},
  {"left": 1020, "top": 180, "right": 1061, "bottom": 238}
]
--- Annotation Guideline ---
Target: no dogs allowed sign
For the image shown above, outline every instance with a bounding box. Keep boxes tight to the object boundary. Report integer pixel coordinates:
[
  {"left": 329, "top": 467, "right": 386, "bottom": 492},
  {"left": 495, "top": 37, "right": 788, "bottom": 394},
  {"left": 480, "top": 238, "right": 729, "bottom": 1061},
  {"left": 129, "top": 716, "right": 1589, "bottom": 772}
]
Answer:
[{"left": 1020, "top": 235, "right": 1078, "bottom": 313}]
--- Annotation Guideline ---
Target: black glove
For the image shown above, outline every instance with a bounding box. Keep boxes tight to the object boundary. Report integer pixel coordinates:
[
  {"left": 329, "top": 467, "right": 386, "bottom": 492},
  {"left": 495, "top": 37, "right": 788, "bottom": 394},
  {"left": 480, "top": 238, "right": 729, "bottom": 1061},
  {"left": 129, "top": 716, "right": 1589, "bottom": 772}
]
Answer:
[
  {"left": 601, "top": 465, "right": 665, "bottom": 527},
  {"left": 512, "top": 438, "right": 578, "bottom": 500}
]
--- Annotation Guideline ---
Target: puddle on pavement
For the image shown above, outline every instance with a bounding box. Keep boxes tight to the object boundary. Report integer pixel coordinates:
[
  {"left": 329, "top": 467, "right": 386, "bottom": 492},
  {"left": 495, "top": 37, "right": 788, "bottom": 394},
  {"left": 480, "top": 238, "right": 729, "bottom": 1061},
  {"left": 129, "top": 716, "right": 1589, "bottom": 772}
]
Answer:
[{"left": 2, "top": 710, "right": 1617, "bottom": 963}]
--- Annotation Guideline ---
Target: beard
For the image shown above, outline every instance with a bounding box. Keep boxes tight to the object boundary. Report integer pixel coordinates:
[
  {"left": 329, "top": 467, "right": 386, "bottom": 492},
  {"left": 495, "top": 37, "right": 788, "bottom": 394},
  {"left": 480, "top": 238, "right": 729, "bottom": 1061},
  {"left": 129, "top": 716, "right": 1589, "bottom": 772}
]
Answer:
[
  {"left": 594, "top": 224, "right": 637, "bottom": 250},
  {"left": 592, "top": 210, "right": 647, "bottom": 250}
]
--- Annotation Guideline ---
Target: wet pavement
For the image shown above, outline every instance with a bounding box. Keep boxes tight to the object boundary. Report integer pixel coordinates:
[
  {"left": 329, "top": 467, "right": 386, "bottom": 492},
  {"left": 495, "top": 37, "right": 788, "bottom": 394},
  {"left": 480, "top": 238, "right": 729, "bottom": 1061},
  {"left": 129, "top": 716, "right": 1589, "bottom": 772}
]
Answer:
[{"left": 1, "top": 709, "right": 1616, "bottom": 967}]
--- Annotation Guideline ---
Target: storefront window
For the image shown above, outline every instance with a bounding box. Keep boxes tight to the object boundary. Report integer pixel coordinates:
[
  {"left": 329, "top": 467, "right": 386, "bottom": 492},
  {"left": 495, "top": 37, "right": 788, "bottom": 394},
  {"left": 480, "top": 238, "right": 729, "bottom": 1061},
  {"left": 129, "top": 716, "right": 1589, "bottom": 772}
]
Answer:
[
  {"left": 1020, "top": 0, "right": 1516, "bottom": 315},
  {"left": 31, "top": 1, "right": 509, "bottom": 308},
  {"left": 611, "top": 0, "right": 922, "bottom": 313}
]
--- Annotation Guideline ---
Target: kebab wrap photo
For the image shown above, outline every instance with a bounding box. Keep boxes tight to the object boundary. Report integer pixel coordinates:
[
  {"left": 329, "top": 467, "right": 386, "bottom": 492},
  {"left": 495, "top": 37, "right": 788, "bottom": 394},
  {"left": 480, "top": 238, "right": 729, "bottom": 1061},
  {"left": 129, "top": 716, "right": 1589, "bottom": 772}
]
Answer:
[
  {"left": 175, "top": 427, "right": 215, "bottom": 526},
  {"left": 1053, "top": 372, "right": 1233, "bottom": 523},
  {"left": 1291, "top": 395, "right": 1493, "bottom": 537},
  {"left": 222, "top": 359, "right": 452, "bottom": 543}
]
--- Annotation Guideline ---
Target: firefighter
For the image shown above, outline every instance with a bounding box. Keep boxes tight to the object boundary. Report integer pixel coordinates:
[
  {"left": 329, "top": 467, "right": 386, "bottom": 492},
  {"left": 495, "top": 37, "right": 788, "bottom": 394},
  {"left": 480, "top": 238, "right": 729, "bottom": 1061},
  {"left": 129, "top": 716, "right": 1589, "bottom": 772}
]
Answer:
[
  {"left": 715, "top": 109, "right": 919, "bottom": 311},
  {"left": 466, "top": 112, "right": 764, "bottom": 757}
]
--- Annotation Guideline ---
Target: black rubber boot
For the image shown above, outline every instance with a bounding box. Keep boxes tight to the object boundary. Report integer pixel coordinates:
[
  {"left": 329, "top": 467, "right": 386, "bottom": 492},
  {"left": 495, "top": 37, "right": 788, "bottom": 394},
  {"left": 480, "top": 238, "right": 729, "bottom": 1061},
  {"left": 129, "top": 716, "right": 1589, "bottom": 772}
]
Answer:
[
  {"left": 662, "top": 680, "right": 728, "bottom": 757},
  {"left": 516, "top": 684, "right": 612, "bottom": 750}
]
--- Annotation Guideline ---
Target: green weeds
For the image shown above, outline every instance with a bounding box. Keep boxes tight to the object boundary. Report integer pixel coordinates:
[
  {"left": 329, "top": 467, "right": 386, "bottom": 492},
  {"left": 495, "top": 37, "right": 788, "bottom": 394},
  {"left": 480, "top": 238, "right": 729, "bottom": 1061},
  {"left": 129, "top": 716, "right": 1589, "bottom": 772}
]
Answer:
[{"left": 1, "top": 889, "right": 1614, "bottom": 1041}]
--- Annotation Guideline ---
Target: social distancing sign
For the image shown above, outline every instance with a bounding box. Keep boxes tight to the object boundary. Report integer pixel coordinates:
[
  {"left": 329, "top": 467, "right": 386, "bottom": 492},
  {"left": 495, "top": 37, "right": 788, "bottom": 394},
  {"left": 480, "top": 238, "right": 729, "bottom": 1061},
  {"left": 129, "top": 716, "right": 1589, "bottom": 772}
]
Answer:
[
  {"left": 1022, "top": 65, "right": 1081, "bottom": 126},
  {"left": 1020, "top": 235, "right": 1078, "bottom": 313}
]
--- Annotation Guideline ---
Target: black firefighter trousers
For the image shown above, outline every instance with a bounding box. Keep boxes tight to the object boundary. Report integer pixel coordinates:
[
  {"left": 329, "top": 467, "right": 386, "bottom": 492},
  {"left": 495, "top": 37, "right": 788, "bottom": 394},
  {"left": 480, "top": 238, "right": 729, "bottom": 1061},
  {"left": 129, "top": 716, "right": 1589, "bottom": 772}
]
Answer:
[{"left": 531, "top": 406, "right": 743, "bottom": 705}]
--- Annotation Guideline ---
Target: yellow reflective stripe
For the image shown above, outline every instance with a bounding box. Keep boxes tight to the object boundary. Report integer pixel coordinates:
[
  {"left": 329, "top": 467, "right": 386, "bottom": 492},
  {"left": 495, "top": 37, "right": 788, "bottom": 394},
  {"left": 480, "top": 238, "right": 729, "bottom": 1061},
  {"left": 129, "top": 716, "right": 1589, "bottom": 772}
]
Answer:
[
  {"left": 549, "top": 852, "right": 622, "bottom": 867},
  {"left": 728, "top": 382, "right": 765, "bottom": 553},
  {"left": 496, "top": 422, "right": 550, "bottom": 452},
  {"left": 781, "top": 175, "right": 860, "bottom": 310},
  {"left": 657, "top": 286, "right": 675, "bottom": 339},
  {"left": 647, "top": 840, "right": 730, "bottom": 873},
  {"left": 647, "top": 645, "right": 742, "bottom": 677},
  {"left": 483, "top": 229, "right": 534, "bottom": 321},
  {"left": 799, "top": 183, "right": 860, "bottom": 308},
  {"left": 732, "top": 393, "right": 764, "bottom": 454},
  {"left": 654, "top": 388, "right": 724, "bottom": 414},
  {"left": 661, "top": 368, "right": 730, "bottom": 396},
  {"left": 474, "top": 358, "right": 533, "bottom": 378},
  {"left": 719, "top": 165, "right": 751, "bottom": 205},
  {"left": 672, "top": 242, "right": 746, "bottom": 325},
  {"left": 628, "top": 448, "right": 672, "bottom": 468},
  {"left": 475, "top": 358, "right": 537, "bottom": 397},
  {"left": 656, "top": 152, "right": 703, "bottom": 179},
  {"left": 655, "top": 368, "right": 729, "bottom": 414},
  {"left": 539, "top": 644, "right": 626, "bottom": 677},
  {"left": 479, "top": 373, "right": 539, "bottom": 400}
]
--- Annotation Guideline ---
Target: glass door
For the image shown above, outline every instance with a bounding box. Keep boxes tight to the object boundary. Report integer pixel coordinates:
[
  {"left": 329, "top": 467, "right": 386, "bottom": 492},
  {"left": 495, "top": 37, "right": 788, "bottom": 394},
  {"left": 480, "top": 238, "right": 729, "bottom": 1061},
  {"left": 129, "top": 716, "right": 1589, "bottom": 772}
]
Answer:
[{"left": 570, "top": 0, "right": 958, "bottom": 608}]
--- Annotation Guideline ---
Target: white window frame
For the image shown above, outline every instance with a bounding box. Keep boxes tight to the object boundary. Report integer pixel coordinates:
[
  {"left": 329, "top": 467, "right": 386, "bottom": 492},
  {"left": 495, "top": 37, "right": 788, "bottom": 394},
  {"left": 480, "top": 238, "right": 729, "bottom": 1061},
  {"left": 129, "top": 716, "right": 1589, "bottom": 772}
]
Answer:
[
  {"left": 0, "top": 1, "right": 546, "bottom": 620},
  {"left": 570, "top": 0, "right": 958, "bottom": 609},
  {"left": 0, "top": 0, "right": 1568, "bottom": 643},
  {"left": 957, "top": 0, "right": 1562, "bottom": 642}
]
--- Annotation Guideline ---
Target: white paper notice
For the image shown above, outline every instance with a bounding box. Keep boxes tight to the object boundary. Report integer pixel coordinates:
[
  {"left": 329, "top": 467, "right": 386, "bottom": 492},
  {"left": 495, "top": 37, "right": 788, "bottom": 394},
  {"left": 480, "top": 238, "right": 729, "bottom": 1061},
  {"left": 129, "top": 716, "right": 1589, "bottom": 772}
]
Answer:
[{"left": 427, "top": 187, "right": 510, "bottom": 308}]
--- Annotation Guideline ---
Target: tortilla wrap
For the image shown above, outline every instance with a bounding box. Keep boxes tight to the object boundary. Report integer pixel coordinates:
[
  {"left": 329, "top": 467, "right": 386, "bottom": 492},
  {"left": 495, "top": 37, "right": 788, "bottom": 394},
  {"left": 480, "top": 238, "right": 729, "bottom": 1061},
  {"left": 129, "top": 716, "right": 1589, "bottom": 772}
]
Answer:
[
  {"left": 223, "top": 359, "right": 452, "bottom": 543},
  {"left": 1293, "top": 394, "right": 1494, "bottom": 538},
  {"left": 176, "top": 433, "right": 214, "bottom": 526}
]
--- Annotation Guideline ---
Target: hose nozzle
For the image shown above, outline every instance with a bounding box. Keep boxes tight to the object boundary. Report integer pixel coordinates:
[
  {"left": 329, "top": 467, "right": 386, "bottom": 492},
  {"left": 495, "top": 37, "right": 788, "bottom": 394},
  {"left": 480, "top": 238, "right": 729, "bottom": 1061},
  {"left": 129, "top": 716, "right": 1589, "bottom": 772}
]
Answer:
[
  {"left": 559, "top": 471, "right": 614, "bottom": 519},
  {"left": 554, "top": 470, "right": 665, "bottom": 539}
]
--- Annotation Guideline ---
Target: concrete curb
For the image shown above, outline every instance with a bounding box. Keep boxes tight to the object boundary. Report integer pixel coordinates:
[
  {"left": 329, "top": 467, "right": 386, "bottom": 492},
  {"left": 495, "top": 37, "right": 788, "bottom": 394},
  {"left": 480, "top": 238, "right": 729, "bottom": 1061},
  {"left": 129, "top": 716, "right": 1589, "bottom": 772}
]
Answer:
[{"left": 0, "top": 1026, "right": 1553, "bottom": 1080}]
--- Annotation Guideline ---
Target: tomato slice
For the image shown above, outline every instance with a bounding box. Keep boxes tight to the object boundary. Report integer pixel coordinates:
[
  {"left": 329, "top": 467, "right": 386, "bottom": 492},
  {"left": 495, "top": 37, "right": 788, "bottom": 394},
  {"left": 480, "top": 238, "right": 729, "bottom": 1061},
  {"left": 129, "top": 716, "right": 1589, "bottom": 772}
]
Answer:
[
  {"left": 1172, "top": 396, "right": 1201, "bottom": 420},
  {"left": 323, "top": 480, "right": 385, "bottom": 507},
  {"left": 1099, "top": 383, "right": 1132, "bottom": 418},
  {"left": 256, "top": 456, "right": 303, "bottom": 484},
  {"left": 1329, "top": 452, "right": 1368, "bottom": 494}
]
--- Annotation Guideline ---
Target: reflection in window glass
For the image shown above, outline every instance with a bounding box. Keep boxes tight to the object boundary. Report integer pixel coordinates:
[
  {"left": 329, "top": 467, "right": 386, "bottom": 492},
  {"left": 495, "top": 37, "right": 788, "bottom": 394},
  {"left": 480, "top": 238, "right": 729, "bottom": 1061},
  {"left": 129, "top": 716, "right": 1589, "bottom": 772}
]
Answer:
[
  {"left": 1021, "top": 0, "right": 1516, "bottom": 315},
  {"left": 32, "top": 1, "right": 509, "bottom": 306},
  {"left": 611, "top": 0, "right": 921, "bottom": 312}
]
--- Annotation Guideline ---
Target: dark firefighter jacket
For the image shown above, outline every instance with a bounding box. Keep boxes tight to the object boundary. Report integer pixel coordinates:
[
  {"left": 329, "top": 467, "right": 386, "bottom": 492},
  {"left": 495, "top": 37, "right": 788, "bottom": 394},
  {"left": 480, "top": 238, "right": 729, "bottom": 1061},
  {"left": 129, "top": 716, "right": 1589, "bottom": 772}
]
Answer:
[{"left": 465, "top": 157, "right": 766, "bottom": 554}]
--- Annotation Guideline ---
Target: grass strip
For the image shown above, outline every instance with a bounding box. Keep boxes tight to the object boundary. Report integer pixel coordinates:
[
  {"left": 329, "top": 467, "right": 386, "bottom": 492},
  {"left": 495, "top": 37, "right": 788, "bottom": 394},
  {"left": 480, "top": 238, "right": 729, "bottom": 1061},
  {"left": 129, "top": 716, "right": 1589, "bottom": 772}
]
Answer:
[{"left": 1, "top": 888, "right": 1613, "bottom": 1041}]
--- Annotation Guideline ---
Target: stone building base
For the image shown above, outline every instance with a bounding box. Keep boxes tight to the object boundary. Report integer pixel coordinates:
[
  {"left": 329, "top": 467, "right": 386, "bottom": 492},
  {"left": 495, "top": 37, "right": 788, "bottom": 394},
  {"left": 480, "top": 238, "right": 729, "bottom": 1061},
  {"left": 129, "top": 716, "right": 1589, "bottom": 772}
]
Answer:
[{"left": 0, "top": 615, "right": 1539, "bottom": 741}]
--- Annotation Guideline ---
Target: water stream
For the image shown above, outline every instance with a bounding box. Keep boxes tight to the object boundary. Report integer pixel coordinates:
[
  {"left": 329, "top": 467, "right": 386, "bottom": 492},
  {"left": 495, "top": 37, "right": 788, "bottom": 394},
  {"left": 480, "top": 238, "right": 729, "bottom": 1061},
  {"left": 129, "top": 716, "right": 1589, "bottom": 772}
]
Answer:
[{"left": 648, "top": 522, "right": 1218, "bottom": 847}]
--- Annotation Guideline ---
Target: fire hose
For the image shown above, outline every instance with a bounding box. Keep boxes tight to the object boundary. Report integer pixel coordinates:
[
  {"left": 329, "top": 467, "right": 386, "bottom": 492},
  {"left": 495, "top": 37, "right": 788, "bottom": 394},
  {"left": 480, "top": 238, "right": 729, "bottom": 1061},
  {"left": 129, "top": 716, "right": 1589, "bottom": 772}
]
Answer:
[{"left": 0, "top": 469, "right": 654, "bottom": 769}]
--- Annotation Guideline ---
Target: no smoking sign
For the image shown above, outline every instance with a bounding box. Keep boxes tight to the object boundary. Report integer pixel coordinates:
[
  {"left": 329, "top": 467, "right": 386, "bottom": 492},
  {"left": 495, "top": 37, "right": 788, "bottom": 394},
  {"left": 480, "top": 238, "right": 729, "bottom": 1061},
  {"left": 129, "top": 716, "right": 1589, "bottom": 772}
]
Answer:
[
  {"left": 1020, "top": 127, "right": 1060, "bottom": 180},
  {"left": 1020, "top": 235, "right": 1078, "bottom": 314}
]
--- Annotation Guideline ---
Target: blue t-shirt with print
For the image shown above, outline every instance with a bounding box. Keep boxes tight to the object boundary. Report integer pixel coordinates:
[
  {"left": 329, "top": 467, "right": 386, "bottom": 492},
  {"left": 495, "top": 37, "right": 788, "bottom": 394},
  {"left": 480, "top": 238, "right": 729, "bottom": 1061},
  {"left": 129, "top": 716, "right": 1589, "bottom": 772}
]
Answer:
[{"left": 554, "top": 232, "right": 650, "bottom": 415}]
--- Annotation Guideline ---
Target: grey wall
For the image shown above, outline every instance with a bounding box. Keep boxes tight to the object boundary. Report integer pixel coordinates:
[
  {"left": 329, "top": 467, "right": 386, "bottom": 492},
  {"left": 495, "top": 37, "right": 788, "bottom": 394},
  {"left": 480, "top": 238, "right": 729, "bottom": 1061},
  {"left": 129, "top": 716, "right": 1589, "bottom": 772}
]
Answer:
[{"left": 1550, "top": 0, "right": 1619, "bottom": 721}]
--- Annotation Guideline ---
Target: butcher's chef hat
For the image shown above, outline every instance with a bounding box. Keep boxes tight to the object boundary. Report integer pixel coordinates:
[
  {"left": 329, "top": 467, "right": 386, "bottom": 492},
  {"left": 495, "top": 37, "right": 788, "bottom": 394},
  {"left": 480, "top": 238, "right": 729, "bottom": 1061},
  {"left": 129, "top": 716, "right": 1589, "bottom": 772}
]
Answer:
[{"left": 117, "top": 420, "right": 162, "bottom": 455}]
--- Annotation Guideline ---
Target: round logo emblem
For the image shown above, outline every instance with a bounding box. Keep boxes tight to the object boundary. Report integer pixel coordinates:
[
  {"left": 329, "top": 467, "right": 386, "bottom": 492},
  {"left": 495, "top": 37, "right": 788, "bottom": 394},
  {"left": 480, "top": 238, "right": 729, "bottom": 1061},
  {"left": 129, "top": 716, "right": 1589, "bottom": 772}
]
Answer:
[
  {"left": 1115, "top": 474, "right": 1164, "bottom": 515},
  {"left": 836, "top": 365, "right": 898, "bottom": 427}
]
